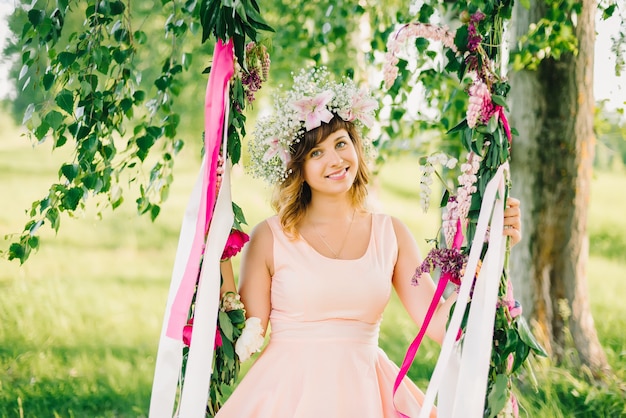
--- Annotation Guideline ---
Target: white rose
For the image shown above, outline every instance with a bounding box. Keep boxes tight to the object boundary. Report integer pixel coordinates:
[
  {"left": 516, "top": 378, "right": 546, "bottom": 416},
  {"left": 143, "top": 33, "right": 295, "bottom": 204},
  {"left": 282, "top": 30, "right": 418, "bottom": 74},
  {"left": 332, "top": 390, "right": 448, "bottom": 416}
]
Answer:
[{"left": 235, "top": 317, "right": 265, "bottom": 362}]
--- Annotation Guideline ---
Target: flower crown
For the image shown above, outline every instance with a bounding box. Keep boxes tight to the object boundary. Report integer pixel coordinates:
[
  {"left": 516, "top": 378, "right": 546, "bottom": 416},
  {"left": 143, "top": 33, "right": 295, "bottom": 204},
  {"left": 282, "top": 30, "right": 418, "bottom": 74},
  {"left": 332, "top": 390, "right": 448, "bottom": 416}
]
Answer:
[{"left": 247, "top": 67, "right": 379, "bottom": 184}]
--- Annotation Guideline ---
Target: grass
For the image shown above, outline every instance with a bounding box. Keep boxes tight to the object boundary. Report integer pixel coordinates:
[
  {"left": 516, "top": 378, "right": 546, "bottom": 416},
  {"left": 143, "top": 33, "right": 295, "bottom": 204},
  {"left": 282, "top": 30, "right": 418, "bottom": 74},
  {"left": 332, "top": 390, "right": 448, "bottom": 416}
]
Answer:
[{"left": 1, "top": 110, "right": 625, "bottom": 417}]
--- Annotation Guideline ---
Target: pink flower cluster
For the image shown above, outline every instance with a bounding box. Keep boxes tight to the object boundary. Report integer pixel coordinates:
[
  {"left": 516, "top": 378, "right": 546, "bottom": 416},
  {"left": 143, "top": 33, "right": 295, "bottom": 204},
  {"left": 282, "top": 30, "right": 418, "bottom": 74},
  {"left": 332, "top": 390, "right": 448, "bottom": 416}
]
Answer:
[
  {"left": 442, "top": 152, "right": 480, "bottom": 247},
  {"left": 502, "top": 279, "right": 523, "bottom": 319},
  {"left": 466, "top": 80, "right": 496, "bottom": 128},
  {"left": 384, "top": 23, "right": 457, "bottom": 89}
]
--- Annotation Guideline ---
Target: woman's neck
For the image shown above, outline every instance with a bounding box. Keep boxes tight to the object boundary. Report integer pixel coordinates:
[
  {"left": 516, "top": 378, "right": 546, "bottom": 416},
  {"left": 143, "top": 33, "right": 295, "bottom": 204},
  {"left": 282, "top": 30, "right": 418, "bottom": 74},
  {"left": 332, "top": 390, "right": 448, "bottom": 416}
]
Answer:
[{"left": 306, "top": 195, "right": 355, "bottom": 223}]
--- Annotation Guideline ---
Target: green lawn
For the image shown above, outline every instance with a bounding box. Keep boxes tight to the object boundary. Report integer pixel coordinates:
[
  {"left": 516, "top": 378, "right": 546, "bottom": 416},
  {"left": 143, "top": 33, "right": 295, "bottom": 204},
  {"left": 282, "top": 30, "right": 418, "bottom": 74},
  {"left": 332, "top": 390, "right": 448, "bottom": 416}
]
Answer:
[{"left": 1, "top": 112, "right": 625, "bottom": 417}]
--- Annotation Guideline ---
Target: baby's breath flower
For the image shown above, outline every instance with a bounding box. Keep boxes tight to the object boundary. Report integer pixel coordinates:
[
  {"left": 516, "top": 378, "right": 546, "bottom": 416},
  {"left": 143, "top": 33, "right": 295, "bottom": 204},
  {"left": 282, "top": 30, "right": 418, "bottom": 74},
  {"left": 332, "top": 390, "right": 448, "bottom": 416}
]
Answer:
[{"left": 246, "top": 68, "right": 378, "bottom": 185}]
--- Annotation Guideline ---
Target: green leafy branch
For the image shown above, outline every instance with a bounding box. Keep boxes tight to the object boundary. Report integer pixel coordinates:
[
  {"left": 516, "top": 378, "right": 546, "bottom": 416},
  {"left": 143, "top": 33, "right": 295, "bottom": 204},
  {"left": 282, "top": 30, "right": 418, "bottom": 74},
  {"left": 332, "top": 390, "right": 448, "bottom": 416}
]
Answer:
[{"left": 5, "top": 0, "right": 197, "bottom": 263}]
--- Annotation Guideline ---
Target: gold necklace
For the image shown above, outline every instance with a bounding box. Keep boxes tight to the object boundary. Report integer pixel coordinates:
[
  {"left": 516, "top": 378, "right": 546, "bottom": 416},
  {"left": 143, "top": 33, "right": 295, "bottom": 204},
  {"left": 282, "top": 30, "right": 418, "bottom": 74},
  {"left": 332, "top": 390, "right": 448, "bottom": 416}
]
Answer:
[{"left": 312, "top": 209, "right": 356, "bottom": 259}]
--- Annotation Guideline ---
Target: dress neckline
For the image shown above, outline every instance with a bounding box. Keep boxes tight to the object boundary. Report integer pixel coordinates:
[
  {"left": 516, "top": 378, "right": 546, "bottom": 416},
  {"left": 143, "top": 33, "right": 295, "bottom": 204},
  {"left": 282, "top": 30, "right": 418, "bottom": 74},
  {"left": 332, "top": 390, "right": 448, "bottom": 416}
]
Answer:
[{"left": 299, "top": 213, "right": 375, "bottom": 261}]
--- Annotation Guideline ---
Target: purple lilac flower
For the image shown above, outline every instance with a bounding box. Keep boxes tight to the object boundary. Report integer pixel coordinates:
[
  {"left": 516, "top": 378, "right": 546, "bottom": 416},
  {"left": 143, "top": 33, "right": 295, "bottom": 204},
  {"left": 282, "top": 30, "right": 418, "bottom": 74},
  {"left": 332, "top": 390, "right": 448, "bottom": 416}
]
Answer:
[{"left": 412, "top": 247, "right": 467, "bottom": 286}]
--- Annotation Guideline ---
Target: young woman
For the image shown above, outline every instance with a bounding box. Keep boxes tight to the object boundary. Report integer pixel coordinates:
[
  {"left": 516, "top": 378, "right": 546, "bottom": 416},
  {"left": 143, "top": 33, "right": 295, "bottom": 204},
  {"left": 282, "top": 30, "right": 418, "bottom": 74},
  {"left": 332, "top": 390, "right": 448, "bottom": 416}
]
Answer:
[{"left": 215, "top": 69, "right": 521, "bottom": 418}]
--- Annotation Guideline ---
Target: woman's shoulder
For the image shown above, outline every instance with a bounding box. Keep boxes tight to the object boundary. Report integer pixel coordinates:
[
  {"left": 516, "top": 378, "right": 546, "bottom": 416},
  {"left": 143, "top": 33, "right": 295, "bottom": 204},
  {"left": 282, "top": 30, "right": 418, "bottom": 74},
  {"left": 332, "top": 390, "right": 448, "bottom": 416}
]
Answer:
[
  {"left": 250, "top": 216, "right": 277, "bottom": 239},
  {"left": 370, "top": 212, "right": 414, "bottom": 244},
  {"left": 370, "top": 212, "right": 407, "bottom": 231}
]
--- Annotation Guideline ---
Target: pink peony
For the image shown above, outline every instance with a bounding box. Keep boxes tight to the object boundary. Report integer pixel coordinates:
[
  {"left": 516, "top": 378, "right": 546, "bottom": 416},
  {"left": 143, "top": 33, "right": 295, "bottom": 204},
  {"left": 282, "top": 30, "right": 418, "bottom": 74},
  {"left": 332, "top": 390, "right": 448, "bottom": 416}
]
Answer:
[
  {"left": 182, "top": 317, "right": 224, "bottom": 349},
  {"left": 214, "top": 327, "right": 223, "bottom": 349},
  {"left": 182, "top": 318, "right": 194, "bottom": 347},
  {"left": 221, "top": 229, "right": 250, "bottom": 260}
]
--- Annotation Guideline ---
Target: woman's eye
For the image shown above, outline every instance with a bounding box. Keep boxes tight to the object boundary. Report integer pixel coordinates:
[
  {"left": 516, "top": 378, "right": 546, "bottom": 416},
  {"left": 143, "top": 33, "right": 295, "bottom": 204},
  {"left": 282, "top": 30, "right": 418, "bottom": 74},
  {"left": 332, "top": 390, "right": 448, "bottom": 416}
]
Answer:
[
  {"left": 310, "top": 149, "right": 322, "bottom": 158},
  {"left": 336, "top": 141, "right": 347, "bottom": 149}
]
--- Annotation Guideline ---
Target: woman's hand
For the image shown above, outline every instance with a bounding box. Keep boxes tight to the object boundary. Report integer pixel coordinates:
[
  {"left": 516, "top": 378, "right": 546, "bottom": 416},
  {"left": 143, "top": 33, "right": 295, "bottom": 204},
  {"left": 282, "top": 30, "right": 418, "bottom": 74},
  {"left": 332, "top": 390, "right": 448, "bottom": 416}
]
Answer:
[{"left": 503, "top": 197, "right": 522, "bottom": 246}]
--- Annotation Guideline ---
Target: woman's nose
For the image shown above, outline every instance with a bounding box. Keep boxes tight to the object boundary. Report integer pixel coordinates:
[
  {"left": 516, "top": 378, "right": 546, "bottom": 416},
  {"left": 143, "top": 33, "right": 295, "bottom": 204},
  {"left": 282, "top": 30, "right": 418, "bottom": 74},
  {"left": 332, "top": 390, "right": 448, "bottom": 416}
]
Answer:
[{"left": 329, "top": 150, "right": 343, "bottom": 165}]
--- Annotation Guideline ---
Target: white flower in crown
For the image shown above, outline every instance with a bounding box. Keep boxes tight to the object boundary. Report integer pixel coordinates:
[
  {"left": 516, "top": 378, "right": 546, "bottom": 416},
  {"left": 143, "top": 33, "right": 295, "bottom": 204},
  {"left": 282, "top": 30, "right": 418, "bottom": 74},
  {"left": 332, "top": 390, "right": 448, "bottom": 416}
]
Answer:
[{"left": 246, "top": 67, "right": 378, "bottom": 185}]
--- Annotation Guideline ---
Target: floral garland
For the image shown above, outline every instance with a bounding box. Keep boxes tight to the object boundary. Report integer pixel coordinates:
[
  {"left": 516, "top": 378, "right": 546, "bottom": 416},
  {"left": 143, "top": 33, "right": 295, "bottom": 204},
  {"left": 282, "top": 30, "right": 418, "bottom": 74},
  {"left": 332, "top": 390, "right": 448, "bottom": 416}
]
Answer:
[
  {"left": 175, "top": 41, "right": 271, "bottom": 417},
  {"left": 247, "top": 67, "right": 378, "bottom": 185},
  {"left": 384, "top": 7, "right": 546, "bottom": 418}
]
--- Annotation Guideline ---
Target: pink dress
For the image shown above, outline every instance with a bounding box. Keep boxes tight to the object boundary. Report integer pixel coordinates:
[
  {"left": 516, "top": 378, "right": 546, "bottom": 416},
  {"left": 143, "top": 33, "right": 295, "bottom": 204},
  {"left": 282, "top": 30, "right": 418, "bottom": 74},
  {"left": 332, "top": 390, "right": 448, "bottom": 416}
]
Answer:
[{"left": 215, "top": 213, "right": 428, "bottom": 417}]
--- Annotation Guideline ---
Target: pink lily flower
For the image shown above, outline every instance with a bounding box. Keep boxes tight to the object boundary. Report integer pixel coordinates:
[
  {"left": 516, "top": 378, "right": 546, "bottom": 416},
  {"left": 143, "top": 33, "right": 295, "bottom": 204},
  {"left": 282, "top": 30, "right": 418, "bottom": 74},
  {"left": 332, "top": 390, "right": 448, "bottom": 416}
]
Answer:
[
  {"left": 338, "top": 90, "right": 378, "bottom": 128},
  {"left": 291, "top": 90, "right": 335, "bottom": 131},
  {"left": 263, "top": 138, "right": 291, "bottom": 166}
]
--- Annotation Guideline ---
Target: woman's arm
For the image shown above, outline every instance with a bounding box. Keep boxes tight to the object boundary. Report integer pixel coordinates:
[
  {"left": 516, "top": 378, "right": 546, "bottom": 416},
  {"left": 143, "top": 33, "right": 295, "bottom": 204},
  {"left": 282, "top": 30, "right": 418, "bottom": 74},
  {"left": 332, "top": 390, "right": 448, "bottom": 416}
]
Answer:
[
  {"left": 220, "top": 259, "right": 237, "bottom": 296},
  {"left": 391, "top": 197, "right": 522, "bottom": 345},
  {"left": 391, "top": 217, "right": 454, "bottom": 345},
  {"left": 237, "top": 220, "right": 273, "bottom": 336}
]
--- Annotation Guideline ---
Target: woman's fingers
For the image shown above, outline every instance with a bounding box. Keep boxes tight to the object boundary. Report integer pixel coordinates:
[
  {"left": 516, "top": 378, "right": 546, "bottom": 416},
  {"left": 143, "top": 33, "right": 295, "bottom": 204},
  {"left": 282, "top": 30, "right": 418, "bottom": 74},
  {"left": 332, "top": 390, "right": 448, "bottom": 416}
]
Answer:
[{"left": 503, "top": 197, "right": 522, "bottom": 246}]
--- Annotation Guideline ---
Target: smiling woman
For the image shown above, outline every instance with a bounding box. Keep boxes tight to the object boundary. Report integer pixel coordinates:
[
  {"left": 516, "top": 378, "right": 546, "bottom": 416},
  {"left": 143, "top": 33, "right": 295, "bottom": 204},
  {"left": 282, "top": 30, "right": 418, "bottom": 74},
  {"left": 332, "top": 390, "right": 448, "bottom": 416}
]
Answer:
[{"left": 208, "top": 67, "right": 523, "bottom": 418}]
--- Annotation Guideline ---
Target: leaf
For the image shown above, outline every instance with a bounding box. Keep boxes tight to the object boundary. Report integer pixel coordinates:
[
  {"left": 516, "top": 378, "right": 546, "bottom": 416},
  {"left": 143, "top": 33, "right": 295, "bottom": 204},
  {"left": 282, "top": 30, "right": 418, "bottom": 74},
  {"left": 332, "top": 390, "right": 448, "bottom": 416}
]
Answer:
[
  {"left": 136, "top": 135, "right": 156, "bottom": 151},
  {"left": 27, "top": 234, "right": 40, "bottom": 250},
  {"left": 19, "top": 64, "right": 29, "bottom": 80},
  {"left": 110, "top": 1, "right": 126, "bottom": 15},
  {"left": 232, "top": 201, "right": 247, "bottom": 226},
  {"left": 43, "top": 72, "right": 55, "bottom": 90},
  {"left": 150, "top": 204, "right": 160, "bottom": 221},
  {"left": 55, "top": 90, "right": 74, "bottom": 115},
  {"left": 446, "top": 118, "right": 468, "bottom": 135},
  {"left": 60, "top": 163, "right": 79, "bottom": 182},
  {"left": 62, "top": 187, "right": 84, "bottom": 211},
  {"left": 8, "top": 243, "right": 27, "bottom": 264},
  {"left": 133, "top": 90, "right": 146, "bottom": 103},
  {"left": 46, "top": 207, "right": 60, "bottom": 232},
  {"left": 58, "top": 51, "right": 76, "bottom": 68},
  {"left": 226, "top": 308, "right": 246, "bottom": 325},
  {"left": 219, "top": 311, "right": 234, "bottom": 341},
  {"left": 439, "top": 189, "right": 450, "bottom": 208},
  {"left": 243, "top": 0, "right": 274, "bottom": 32},
  {"left": 491, "top": 94, "right": 509, "bottom": 111},
  {"left": 154, "top": 75, "right": 170, "bottom": 91},
  {"left": 34, "top": 120, "right": 50, "bottom": 141},
  {"left": 486, "top": 374, "right": 509, "bottom": 418},
  {"left": 133, "top": 30, "right": 147, "bottom": 44},
  {"left": 55, "top": 134, "right": 68, "bottom": 148},
  {"left": 45, "top": 110, "right": 64, "bottom": 130},
  {"left": 516, "top": 315, "right": 548, "bottom": 357},
  {"left": 511, "top": 340, "right": 530, "bottom": 373},
  {"left": 28, "top": 9, "right": 45, "bottom": 27}
]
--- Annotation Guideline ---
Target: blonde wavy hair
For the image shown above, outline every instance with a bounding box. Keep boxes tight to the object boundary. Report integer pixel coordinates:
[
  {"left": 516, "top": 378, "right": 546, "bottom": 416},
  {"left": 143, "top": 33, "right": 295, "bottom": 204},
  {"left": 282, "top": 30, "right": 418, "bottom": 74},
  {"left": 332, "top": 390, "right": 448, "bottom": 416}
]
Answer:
[{"left": 271, "top": 116, "right": 370, "bottom": 238}]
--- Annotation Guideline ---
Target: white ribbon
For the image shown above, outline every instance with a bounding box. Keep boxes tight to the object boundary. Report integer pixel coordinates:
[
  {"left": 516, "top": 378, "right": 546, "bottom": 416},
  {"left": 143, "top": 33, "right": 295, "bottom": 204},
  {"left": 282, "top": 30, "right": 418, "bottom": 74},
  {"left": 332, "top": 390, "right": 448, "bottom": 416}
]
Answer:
[
  {"left": 418, "top": 162, "right": 508, "bottom": 418},
  {"left": 149, "top": 92, "right": 233, "bottom": 418}
]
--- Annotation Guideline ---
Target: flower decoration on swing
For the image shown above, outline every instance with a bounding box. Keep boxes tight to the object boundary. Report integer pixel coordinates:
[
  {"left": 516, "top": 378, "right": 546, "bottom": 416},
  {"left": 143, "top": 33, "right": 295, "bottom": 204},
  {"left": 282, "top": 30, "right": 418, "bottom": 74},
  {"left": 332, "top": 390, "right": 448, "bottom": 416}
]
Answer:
[
  {"left": 247, "top": 67, "right": 378, "bottom": 185},
  {"left": 383, "top": 6, "right": 546, "bottom": 418}
]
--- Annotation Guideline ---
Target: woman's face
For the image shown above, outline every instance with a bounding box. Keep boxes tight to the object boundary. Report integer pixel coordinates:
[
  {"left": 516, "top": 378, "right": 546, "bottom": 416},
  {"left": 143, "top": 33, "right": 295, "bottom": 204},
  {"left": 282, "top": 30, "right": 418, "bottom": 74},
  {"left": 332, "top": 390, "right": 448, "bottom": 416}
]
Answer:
[{"left": 302, "top": 128, "right": 359, "bottom": 196}]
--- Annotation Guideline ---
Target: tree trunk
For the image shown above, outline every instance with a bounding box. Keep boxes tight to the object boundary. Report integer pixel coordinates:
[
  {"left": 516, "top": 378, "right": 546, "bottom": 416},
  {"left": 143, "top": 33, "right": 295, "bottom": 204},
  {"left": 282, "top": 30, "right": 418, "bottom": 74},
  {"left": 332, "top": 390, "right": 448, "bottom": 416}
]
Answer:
[{"left": 508, "top": 0, "right": 610, "bottom": 374}]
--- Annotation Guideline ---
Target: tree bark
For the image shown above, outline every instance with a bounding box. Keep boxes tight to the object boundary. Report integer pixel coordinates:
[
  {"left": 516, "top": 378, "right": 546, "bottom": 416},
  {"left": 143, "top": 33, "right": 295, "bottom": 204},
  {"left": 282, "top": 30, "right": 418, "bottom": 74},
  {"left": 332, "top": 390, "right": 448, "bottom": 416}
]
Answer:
[{"left": 508, "top": 0, "right": 609, "bottom": 374}]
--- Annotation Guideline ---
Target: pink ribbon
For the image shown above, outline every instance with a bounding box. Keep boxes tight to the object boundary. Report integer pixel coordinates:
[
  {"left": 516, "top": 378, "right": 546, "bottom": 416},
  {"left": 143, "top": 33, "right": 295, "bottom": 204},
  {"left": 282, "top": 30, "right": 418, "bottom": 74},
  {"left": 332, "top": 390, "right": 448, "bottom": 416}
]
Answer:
[
  {"left": 165, "top": 39, "right": 234, "bottom": 339},
  {"left": 498, "top": 106, "right": 512, "bottom": 143},
  {"left": 394, "top": 219, "right": 464, "bottom": 417}
]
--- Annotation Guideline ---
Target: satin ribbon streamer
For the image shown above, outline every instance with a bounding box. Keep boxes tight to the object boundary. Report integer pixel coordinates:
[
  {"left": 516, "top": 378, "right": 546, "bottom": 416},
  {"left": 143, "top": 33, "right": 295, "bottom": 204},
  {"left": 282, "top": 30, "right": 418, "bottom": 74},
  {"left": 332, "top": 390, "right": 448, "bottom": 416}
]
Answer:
[
  {"left": 416, "top": 163, "right": 508, "bottom": 418},
  {"left": 149, "top": 39, "right": 235, "bottom": 418},
  {"left": 393, "top": 218, "right": 464, "bottom": 418}
]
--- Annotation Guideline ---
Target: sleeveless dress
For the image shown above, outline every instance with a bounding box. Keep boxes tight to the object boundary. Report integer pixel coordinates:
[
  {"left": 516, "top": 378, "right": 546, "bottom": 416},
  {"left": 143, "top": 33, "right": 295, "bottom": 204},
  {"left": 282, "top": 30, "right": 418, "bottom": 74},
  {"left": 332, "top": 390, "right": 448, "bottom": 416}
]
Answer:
[{"left": 215, "top": 213, "right": 429, "bottom": 418}]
